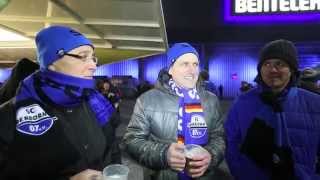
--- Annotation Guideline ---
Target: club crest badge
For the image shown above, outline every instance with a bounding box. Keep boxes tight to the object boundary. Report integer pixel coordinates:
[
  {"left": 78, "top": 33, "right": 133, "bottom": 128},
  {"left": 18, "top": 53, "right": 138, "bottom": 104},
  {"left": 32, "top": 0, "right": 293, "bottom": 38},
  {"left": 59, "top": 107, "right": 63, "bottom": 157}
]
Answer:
[
  {"left": 187, "top": 114, "right": 207, "bottom": 138},
  {"left": 16, "top": 104, "right": 57, "bottom": 136}
]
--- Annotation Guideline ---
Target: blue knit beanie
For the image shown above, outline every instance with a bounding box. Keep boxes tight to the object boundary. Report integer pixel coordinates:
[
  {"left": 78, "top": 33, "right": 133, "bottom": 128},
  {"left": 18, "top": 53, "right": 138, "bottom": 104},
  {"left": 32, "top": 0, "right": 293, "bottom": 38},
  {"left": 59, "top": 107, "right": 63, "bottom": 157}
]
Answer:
[
  {"left": 167, "top": 43, "right": 199, "bottom": 66},
  {"left": 35, "top": 25, "right": 93, "bottom": 69}
]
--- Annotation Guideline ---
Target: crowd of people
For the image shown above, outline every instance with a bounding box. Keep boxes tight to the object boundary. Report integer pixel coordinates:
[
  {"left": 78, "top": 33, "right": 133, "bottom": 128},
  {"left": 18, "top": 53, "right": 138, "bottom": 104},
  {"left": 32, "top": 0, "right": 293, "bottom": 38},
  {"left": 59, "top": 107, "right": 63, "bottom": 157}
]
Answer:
[{"left": 0, "top": 25, "right": 320, "bottom": 180}]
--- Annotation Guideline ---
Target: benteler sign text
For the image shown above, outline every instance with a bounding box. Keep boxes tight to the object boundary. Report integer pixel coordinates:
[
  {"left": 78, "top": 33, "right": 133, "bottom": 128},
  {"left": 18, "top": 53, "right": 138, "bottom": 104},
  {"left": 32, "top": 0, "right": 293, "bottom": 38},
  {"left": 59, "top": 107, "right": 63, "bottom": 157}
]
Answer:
[{"left": 234, "top": 0, "right": 320, "bottom": 13}]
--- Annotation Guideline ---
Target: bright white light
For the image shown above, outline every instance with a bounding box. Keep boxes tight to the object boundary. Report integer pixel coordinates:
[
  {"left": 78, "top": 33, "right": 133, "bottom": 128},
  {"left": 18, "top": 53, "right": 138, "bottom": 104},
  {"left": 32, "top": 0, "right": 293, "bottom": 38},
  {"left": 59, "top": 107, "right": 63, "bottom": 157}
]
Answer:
[{"left": 0, "top": 28, "right": 29, "bottom": 41}]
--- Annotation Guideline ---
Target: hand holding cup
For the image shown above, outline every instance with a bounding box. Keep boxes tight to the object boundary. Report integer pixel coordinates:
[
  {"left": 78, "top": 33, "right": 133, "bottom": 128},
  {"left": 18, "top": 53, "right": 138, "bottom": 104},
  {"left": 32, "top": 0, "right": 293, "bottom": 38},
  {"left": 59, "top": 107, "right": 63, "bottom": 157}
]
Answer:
[
  {"left": 184, "top": 144, "right": 212, "bottom": 178},
  {"left": 167, "top": 143, "right": 186, "bottom": 172}
]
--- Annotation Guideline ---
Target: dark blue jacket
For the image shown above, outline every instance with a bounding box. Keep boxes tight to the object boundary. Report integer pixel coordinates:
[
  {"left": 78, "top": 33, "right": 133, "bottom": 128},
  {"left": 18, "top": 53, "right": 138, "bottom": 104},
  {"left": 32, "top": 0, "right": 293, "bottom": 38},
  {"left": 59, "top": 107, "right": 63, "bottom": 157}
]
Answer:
[{"left": 225, "top": 86, "right": 320, "bottom": 180}]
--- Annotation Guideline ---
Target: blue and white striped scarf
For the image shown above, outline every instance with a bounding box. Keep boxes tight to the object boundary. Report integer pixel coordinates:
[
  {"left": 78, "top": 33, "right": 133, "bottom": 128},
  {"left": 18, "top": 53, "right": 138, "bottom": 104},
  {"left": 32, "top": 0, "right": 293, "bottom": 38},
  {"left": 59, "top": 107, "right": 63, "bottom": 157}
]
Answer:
[{"left": 168, "top": 79, "right": 208, "bottom": 179}]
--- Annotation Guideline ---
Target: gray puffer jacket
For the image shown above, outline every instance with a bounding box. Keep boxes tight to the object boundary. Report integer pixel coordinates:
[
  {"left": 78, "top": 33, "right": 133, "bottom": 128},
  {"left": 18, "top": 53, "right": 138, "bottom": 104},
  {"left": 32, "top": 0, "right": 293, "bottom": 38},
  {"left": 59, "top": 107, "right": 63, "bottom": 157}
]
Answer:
[{"left": 123, "top": 73, "right": 225, "bottom": 180}]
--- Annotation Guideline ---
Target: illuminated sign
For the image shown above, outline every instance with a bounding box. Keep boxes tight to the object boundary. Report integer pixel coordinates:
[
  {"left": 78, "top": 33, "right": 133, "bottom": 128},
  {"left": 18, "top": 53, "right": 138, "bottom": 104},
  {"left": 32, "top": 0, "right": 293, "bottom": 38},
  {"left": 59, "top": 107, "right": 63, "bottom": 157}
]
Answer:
[
  {"left": 234, "top": 0, "right": 320, "bottom": 13},
  {"left": 224, "top": 0, "right": 320, "bottom": 23}
]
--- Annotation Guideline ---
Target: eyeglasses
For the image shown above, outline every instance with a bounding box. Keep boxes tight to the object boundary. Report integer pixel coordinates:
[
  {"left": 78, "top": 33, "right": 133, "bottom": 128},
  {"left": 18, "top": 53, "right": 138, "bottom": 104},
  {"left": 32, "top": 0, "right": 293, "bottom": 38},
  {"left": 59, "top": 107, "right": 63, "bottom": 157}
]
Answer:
[
  {"left": 64, "top": 53, "right": 98, "bottom": 64},
  {"left": 262, "top": 61, "right": 289, "bottom": 70}
]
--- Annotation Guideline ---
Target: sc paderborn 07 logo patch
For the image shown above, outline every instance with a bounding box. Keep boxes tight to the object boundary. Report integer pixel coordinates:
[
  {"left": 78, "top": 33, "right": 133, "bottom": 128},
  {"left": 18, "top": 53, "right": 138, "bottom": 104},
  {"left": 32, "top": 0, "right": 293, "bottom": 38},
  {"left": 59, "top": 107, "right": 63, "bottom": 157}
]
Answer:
[{"left": 16, "top": 104, "right": 57, "bottom": 136}]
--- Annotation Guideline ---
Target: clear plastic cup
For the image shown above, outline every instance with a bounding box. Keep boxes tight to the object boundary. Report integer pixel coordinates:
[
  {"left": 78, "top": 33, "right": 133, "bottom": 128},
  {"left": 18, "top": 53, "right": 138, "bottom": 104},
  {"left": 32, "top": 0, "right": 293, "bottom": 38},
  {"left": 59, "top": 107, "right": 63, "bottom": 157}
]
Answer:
[
  {"left": 102, "top": 164, "right": 129, "bottom": 180},
  {"left": 184, "top": 144, "right": 206, "bottom": 159},
  {"left": 184, "top": 144, "right": 207, "bottom": 175}
]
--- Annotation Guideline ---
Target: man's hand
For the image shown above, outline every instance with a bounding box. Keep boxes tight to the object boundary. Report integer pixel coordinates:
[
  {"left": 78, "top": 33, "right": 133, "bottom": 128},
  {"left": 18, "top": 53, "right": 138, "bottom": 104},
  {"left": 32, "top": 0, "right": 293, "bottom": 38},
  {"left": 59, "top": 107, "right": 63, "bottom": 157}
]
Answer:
[
  {"left": 167, "top": 143, "right": 186, "bottom": 172},
  {"left": 70, "top": 169, "right": 102, "bottom": 180},
  {"left": 186, "top": 149, "right": 212, "bottom": 178}
]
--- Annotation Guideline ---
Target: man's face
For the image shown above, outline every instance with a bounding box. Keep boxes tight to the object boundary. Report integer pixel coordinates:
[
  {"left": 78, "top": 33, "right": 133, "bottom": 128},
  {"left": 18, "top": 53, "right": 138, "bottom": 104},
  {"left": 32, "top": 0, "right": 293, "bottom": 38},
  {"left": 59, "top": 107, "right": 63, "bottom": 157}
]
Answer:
[
  {"left": 49, "top": 45, "right": 97, "bottom": 79},
  {"left": 169, "top": 53, "right": 199, "bottom": 89},
  {"left": 260, "top": 59, "right": 292, "bottom": 92}
]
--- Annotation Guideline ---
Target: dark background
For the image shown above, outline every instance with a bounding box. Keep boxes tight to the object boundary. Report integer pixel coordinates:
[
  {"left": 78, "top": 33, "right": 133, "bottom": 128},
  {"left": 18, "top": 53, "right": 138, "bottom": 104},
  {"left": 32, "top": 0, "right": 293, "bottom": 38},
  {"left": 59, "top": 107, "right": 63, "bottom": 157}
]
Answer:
[{"left": 162, "top": 0, "right": 320, "bottom": 43}]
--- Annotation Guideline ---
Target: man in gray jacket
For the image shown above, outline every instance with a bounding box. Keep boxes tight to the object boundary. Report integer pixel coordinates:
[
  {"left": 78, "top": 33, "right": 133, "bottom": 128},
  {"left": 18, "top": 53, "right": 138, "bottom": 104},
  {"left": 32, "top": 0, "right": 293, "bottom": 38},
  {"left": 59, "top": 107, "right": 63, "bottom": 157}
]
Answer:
[{"left": 123, "top": 43, "right": 225, "bottom": 180}]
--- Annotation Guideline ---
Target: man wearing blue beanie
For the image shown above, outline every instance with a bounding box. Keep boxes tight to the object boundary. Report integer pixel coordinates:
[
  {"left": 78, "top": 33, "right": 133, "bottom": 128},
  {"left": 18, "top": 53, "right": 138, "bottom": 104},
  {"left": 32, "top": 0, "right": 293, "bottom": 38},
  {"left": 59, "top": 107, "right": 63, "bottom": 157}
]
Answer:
[
  {"left": 0, "top": 26, "right": 119, "bottom": 180},
  {"left": 124, "top": 43, "right": 226, "bottom": 179},
  {"left": 36, "top": 25, "right": 96, "bottom": 78}
]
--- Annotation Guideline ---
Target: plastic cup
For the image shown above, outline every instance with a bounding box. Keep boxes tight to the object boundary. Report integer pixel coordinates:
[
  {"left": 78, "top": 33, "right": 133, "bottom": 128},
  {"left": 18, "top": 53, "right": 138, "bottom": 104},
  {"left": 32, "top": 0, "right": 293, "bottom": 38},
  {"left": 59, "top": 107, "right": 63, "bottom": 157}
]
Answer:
[
  {"left": 102, "top": 164, "right": 129, "bottom": 180},
  {"left": 184, "top": 144, "right": 206, "bottom": 159},
  {"left": 184, "top": 144, "right": 207, "bottom": 175}
]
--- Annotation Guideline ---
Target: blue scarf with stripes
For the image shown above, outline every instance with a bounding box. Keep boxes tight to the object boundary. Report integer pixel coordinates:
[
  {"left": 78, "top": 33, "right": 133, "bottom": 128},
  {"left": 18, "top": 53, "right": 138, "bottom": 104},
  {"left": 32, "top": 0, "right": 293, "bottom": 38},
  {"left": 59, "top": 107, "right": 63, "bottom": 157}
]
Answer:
[{"left": 168, "top": 79, "right": 208, "bottom": 179}]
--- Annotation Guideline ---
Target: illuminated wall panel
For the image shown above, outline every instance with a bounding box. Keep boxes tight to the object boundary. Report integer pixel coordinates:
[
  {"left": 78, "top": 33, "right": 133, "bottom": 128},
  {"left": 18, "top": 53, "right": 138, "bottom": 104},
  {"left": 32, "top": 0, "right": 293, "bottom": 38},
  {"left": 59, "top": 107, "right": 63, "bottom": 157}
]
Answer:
[
  {"left": 142, "top": 53, "right": 168, "bottom": 83},
  {"left": 0, "top": 68, "right": 12, "bottom": 83},
  {"left": 208, "top": 44, "right": 259, "bottom": 98},
  {"left": 95, "top": 59, "right": 139, "bottom": 79}
]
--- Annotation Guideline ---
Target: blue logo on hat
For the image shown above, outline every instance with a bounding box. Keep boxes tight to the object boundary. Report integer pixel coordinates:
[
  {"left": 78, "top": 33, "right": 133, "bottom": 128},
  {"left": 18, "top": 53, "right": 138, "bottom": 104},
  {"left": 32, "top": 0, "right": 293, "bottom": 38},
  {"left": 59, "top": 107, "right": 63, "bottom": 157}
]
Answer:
[
  {"left": 70, "top": 29, "right": 82, "bottom": 36},
  {"left": 57, "top": 49, "right": 65, "bottom": 56}
]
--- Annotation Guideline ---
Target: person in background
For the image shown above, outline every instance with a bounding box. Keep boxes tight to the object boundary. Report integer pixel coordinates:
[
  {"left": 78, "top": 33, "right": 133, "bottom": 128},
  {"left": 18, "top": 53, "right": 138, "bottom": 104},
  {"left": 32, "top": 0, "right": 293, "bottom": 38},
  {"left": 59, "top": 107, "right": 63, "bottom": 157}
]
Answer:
[
  {"left": 96, "top": 78, "right": 122, "bottom": 162},
  {"left": 199, "top": 70, "right": 217, "bottom": 95},
  {"left": 225, "top": 39, "right": 320, "bottom": 180},
  {"left": 97, "top": 78, "right": 121, "bottom": 109},
  {"left": 239, "top": 81, "right": 253, "bottom": 94},
  {"left": 123, "top": 43, "right": 225, "bottom": 180},
  {"left": 299, "top": 66, "right": 320, "bottom": 95},
  {"left": 0, "top": 25, "right": 119, "bottom": 180},
  {"left": 218, "top": 84, "right": 223, "bottom": 99},
  {"left": 137, "top": 80, "right": 154, "bottom": 96},
  {"left": 0, "top": 58, "right": 39, "bottom": 104}
]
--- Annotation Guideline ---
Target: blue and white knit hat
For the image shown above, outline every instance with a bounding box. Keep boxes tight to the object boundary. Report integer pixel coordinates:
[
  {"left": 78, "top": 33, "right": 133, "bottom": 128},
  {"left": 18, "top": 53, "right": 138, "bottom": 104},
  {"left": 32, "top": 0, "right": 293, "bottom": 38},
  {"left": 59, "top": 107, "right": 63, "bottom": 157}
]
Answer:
[{"left": 35, "top": 25, "right": 93, "bottom": 69}]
